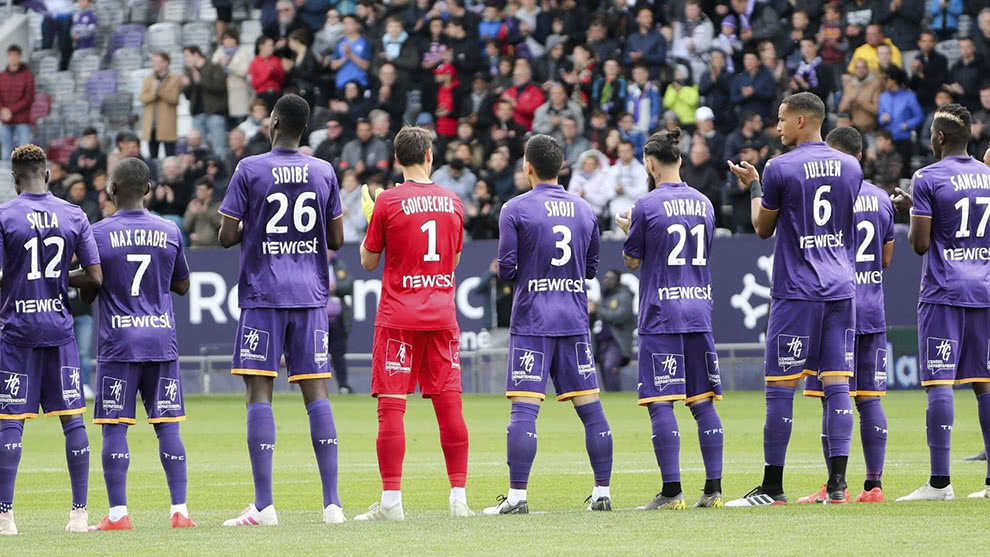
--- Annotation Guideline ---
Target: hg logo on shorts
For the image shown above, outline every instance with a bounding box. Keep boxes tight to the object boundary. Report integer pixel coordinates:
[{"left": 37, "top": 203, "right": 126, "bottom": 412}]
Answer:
[
  {"left": 777, "top": 334, "right": 809, "bottom": 371},
  {"left": 844, "top": 329, "right": 856, "bottom": 368},
  {"left": 102, "top": 376, "right": 126, "bottom": 413},
  {"left": 385, "top": 339, "right": 413, "bottom": 376},
  {"left": 157, "top": 378, "right": 182, "bottom": 414},
  {"left": 240, "top": 327, "right": 271, "bottom": 362},
  {"left": 926, "top": 337, "right": 958, "bottom": 373},
  {"left": 706, "top": 352, "right": 721, "bottom": 386},
  {"left": 315, "top": 329, "right": 329, "bottom": 367},
  {"left": 511, "top": 348, "right": 544, "bottom": 385},
  {"left": 651, "top": 353, "right": 685, "bottom": 391},
  {"left": 576, "top": 342, "right": 595, "bottom": 379},
  {"left": 61, "top": 366, "right": 81, "bottom": 406},
  {"left": 874, "top": 348, "right": 888, "bottom": 389},
  {"left": 0, "top": 371, "right": 27, "bottom": 409}
]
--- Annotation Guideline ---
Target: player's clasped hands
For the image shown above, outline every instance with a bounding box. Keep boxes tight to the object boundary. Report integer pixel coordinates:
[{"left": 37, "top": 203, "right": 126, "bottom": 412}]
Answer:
[
  {"left": 727, "top": 160, "right": 760, "bottom": 184},
  {"left": 615, "top": 209, "right": 632, "bottom": 235}
]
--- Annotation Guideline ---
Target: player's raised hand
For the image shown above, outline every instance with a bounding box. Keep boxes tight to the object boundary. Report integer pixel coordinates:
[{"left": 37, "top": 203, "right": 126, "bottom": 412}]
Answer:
[
  {"left": 615, "top": 208, "right": 632, "bottom": 235},
  {"left": 890, "top": 187, "right": 912, "bottom": 213},
  {"left": 984, "top": 146, "right": 990, "bottom": 167},
  {"left": 361, "top": 184, "right": 377, "bottom": 223},
  {"left": 728, "top": 160, "right": 760, "bottom": 185}
]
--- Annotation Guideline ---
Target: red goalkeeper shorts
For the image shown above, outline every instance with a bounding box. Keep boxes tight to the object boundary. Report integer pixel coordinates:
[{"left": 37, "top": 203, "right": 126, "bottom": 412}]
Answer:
[{"left": 371, "top": 326, "right": 462, "bottom": 397}]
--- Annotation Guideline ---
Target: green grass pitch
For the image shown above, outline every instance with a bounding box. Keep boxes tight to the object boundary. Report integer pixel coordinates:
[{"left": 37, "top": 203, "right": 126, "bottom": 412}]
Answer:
[{"left": 7, "top": 391, "right": 990, "bottom": 555}]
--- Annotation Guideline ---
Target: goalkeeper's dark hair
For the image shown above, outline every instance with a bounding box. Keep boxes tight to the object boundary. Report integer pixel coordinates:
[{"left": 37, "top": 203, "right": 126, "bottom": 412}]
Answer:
[
  {"left": 825, "top": 126, "right": 863, "bottom": 158},
  {"left": 643, "top": 128, "right": 681, "bottom": 191},
  {"left": 933, "top": 103, "right": 971, "bottom": 148},
  {"left": 11, "top": 144, "right": 47, "bottom": 182}
]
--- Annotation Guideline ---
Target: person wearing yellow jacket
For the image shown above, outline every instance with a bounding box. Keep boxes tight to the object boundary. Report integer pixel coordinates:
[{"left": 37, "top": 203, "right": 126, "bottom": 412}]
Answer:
[
  {"left": 663, "top": 64, "right": 699, "bottom": 127},
  {"left": 847, "top": 24, "right": 903, "bottom": 73}
]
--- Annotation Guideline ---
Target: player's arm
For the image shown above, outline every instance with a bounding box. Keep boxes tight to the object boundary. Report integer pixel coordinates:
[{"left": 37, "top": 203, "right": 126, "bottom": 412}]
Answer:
[
  {"left": 729, "top": 160, "right": 777, "bottom": 238},
  {"left": 69, "top": 264, "right": 103, "bottom": 291},
  {"left": 327, "top": 215, "right": 344, "bottom": 250},
  {"left": 586, "top": 216, "right": 601, "bottom": 279},
  {"left": 360, "top": 194, "right": 386, "bottom": 272},
  {"left": 496, "top": 203, "right": 518, "bottom": 281},
  {"left": 70, "top": 219, "right": 103, "bottom": 292},
  {"left": 218, "top": 163, "right": 248, "bottom": 248},
  {"left": 218, "top": 215, "right": 243, "bottom": 248},
  {"left": 882, "top": 241, "right": 894, "bottom": 268},
  {"left": 892, "top": 182, "right": 932, "bottom": 255},
  {"left": 360, "top": 243, "right": 381, "bottom": 271},
  {"left": 908, "top": 216, "right": 931, "bottom": 255},
  {"left": 617, "top": 206, "right": 642, "bottom": 271}
]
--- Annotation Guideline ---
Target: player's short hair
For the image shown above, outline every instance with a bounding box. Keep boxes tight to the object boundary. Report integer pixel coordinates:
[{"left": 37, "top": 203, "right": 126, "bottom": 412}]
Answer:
[
  {"left": 825, "top": 126, "right": 862, "bottom": 158},
  {"left": 643, "top": 128, "right": 682, "bottom": 165},
  {"left": 11, "top": 144, "right": 47, "bottom": 180},
  {"left": 393, "top": 126, "right": 433, "bottom": 167},
  {"left": 933, "top": 102, "right": 972, "bottom": 146},
  {"left": 524, "top": 134, "right": 564, "bottom": 181},
  {"left": 781, "top": 91, "right": 826, "bottom": 122},
  {"left": 110, "top": 157, "right": 151, "bottom": 199},
  {"left": 272, "top": 94, "right": 310, "bottom": 141}
]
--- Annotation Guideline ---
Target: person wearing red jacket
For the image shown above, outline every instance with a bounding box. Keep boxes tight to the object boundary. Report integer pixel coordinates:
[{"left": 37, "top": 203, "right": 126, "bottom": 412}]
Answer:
[
  {"left": 249, "top": 36, "right": 286, "bottom": 111},
  {"left": 500, "top": 58, "right": 545, "bottom": 131},
  {"left": 0, "top": 45, "right": 34, "bottom": 160}
]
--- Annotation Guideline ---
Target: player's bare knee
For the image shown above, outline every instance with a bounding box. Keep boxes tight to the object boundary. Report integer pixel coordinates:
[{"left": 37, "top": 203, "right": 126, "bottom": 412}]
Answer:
[
  {"left": 570, "top": 394, "right": 600, "bottom": 407},
  {"left": 508, "top": 395, "right": 543, "bottom": 406},
  {"left": 243, "top": 375, "right": 274, "bottom": 404},
  {"left": 767, "top": 378, "right": 799, "bottom": 389},
  {"left": 58, "top": 414, "right": 82, "bottom": 426},
  {"left": 820, "top": 375, "right": 847, "bottom": 387},
  {"left": 854, "top": 395, "right": 880, "bottom": 404},
  {"left": 299, "top": 378, "right": 329, "bottom": 405},
  {"left": 973, "top": 382, "right": 990, "bottom": 396}
]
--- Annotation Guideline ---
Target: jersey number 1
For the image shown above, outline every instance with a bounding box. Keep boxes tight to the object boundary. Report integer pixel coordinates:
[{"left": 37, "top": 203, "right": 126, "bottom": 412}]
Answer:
[
  {"left": 421, "top": 220, "right": 440, "bottom": 262},
  {"left": 24, "top": 236, "right": 64, "bottom": 280}
]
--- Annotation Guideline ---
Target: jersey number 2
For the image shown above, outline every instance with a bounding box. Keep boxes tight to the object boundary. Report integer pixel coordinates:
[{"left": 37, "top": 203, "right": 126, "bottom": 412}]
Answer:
[
  {"left": 24, "top": 236, "right": 64, "bottom": 280},
  {"left": 266, "top": 192, "right": 317, "bottom": 234}
]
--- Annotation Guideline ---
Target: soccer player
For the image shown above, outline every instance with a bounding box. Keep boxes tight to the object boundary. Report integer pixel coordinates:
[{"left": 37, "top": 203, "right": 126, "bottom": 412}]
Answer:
[
  {"left": 615, "top": 128, "right": 724, "bottom": 510},
  {"left": 484, "top": 134, "right": 613, "bottom": 515},
  {"left": 891, "top": 103, "right": 990, "bottom": 501},
  {"left": 84, "top": 158, "right": 196, "bottom": 530},
  {"left": 355, "top": 126, "right": 471, "bottom": 521},
  {"left": 725, "top": 92, "right": 862, "bottom": 506},
  {"left": 797, "top": 127, "right": 894, "bottom": 504},
  {"left": 218, "top": 94, "right": 346, "bottom": 526},
  {"left": 0, "top": 144, "right": 102, "bottom": 535}
]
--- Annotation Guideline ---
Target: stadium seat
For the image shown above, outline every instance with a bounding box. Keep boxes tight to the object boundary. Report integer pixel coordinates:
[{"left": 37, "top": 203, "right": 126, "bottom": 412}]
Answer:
[
  {"left": 47, "top": 71, "right": 78, "bottom": 105},
  {"left": 160, "top": 0, "right": 189, "bottom": 23},
  {"left": 101, "top": 92, "right": 135, "bottom": 130},
  {"left": 95, "top": 0, "right": 126, "bottom": 32},
  {"left": 240, "top": 20, "right": 262, "bottom": 45},
  {"left": 29, "top": 93, "right": 52, "bottom": 125},
  {"left": 27, "top": 11, "right": 44, "bottom": 50},
  {"left": 45, "top": 137, "right": 77, "bottom": 164},
  {"left": 111, "top": 47, "right": 144, "bottom": 75},
  {"left": 69, "top": 52, "right": 102, "bottom": 89},
  {"left": 33, "top": 116, "right": 62, "bottom": 150},
  {"left": 182, "top": 21, "right": 214, "bottom": 54},
  {"left": 199, "top": 0, "right": 217, "bottom": 22},
  {"left": 935, "top": 39, "right": 961, "bottom": 69},
  {"left": 126, "top": 68, "right": 152, "bottom": 104},
  {"left": 107, "top": 24, "right": 147, "bottom": 58},
  {"left": 146, "top": 22, "right": 182, "bottom": 53},
  {"left": 128, "top": 0, "right": 157, "bottom": 24},
  {"left": 85, "top": 70, "right": 120, "bottom": 108},
  {"left": 36, "top": 55, "right": 59, "bottom": 81}
]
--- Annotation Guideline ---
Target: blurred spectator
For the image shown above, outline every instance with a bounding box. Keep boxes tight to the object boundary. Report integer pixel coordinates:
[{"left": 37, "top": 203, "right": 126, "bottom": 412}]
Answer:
[
  {"left": 501, "top": 58, "right": 545, "bottom": 131},
  {"left": 372, "top": 16, "right": 419, "bottom": 83},
  {"left": 184, "top": 178, "right": 222, "bottom": 248},
  {"left": 373, "top": 63, "right": 407, "bottom": 131},
  {"left": 426, "top": 63, "right": 466, "bottom": 144},
  {"left": 331, "top": 15, "right": 371, "bottom": 91},
  {"left": 68, "top": 127, "right": 106, "bottom": 189},
  {"left": 877, "top": 0, "right": 923, "bottom": 51},
  {"left": 694, "top": 107, "right": 726, "bottom": 174},
  {"left": 70, "top": 0, "right": 96, "bottom": 50},
  {"left": 847, "top": 24, "right": 902, "bottom": 74},
  {"left": 485, "top": 99, "right": 526, "bottom": 160},
  {"left": 731, "top": 51, "right": 775, "bottom": 120},
  {"left": 482, "top": 150, "right": 514, "bottom": 201},
  {"left": 249, "top": 36, "right": 286, "bottom": 111},
  {"left": 369, "top": 110, "right": 392, "bottom": 145},
  {"left": 246, "top": 117, "right": 273, "bottom": 156},
  {"left": 715, "top": 17, "right": 741, "bottom": 73},
  {"left": 921, "top": 89, "right": 955, "bottom": 158},
  {"left": 974, "top": 8, "right": 990, "bottom": 62},
  {"left": 314, "top": 8, "right": 344, "bottom": 58},
  {"left": 617, "top": 113, "right": 646, "bottom": 158},
  {"left": 864, "top": 129, "right": 903, "bottom": 193},
  {"left": 568, "top": 149, "right": 611, "bottom": 219},
  {"left": 783, "top": 10, "right": 811, "bottom": 63},
  {"left": 0, "top": 45, "right": 32, "bottom": 161},
  {"left": 846, "top": 0, "right": 874, "bottom": 48},
  {"left": 585, "top": 109, "right": 609, "bottom": 152},
  {"left": 729, "top": 0, "right": 781, "bottom": 46},
  {"left": 254, "top": 0, "right": 278, "bottom": 31},
  {"left": 464, "top": 179, "right": 501, "bottom": 240},
  {"left": 535, "top": 36, "right": 569, "bottom": 85},
  {"left": 682, "top": 140, "right": 723, "bottom": 227},
  {"left": 224, "top": 128, "right": 247, "bottom": 176},
  {"left": 183, "top": 46, "right": 229, "bottom": 158},
  {"left": 602, "top": 127, "right": 622, "bottom": 162},
  {"left": 315, "top": 116, "right": 348, "bottom": 166},
  {"left": 49, "top": 160, "right": 70, "bottom": 198},
  {"left": 296, "top": 0, "right": 329, "bottom": 33},
  {"left": 930, "top": 0, "right": 964, "bottom": 42},
  {"left": 587, "top": 18, "right": 620, "bottom": 62},
  {"left": 510, "top": 167, "right": 531, "bottom": 198},
  {"left": 41, "top": 0, "right": 74, "bottom": 70},
  {"left": 837, "top": 59, "right": 881, "bottom": 133},
  {"left": 263, "top": 0, "right": 306, "bottom": 48},
  {"left": 333, "top": 81, "right": 374, "bottom": 126},
  {"left": 213, "top": 29, "right": 254, "bottom": 122},
  {"left": 623, "top": 8, "right": 666, "bottom": 79},
  {"left": 592, "top": 270, "right": 634, "bottom": 392},
  {"left": 663, "top": 64, "right": 699, "bottom": 129},
  {"left": 66, "top": 177, "right": 100, "bottom": 223},
  {"left": 327, "top": 250, "right": 353, "bottom": 393},
  {"left": 472, "top": 258, "right": 513, "bottom": 330},
  {"left": 909, "top": 31, "right": 949, "bottom": 112},
  {"left": 140, "top": 52, "right": 182, "bottom": 159},
  {"left": 533, "top": 82, "right": 584, "bottom": 140},
  {"left": 148, "top": 157, "right": 188, "bottom": 217},
  {"left": 559, "top": 116, "right": 589, "bottom": 182},
  {"left": 626, "top": 64, "right": 661, "bottom": 135},
  {"left": 817, "top": 3, "right": 847, "bottom": 76},
  {"left": 760, "top": 41, "right": 789, "bottom": 99},
  {"left": 789, "top": 38, "right": 833, "bottom": 101},
  {"left": 337, "top": 169, "right": 365, "bottom": 244},
  {"left": 445, "top": 18, "right": 481, "bottom": 77},
  {"left": 699, "top": 49, "right": 734, "bottom": 133},
  {"left": 591, "top": 58, "right": 627, "bottom": 120},
  {"left": 432, "top": 158, "right": 476, "bottom": 203},
  {"left": 727, "top": 139, "right": 765, "bottom": 233},
  {"left": 878, "top": 66, "right": 923, "bottom": 175},
  {"left": 237, "top": 99, "right": 269, "bottom": 142},
  {"left": 606, "top": 140, "right": 648, "bottom": 228},
  {"left": 671, "top": 0, "right": 713, "bottom": 82},
  {"left": 211, "top": 0, "right": 234, "bottom": 44},
  {"left": 724, "top": 111, "right": 765, "bottom": 163},
  {"left": 562, "top": 44, "right": 596, "bottom": 107},
  {"left": 339, "top": 118, "right": 390, "bottom": 178},
  {"left": 284, "top": 28, "right": 327, "bottom": 108},
  {"left": 945, "top": 37, "right": 983, "bottom": 113}
]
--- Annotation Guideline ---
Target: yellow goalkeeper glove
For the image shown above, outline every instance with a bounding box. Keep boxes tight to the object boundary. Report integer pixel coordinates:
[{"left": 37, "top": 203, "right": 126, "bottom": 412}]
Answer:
[{"left": 361, "top": 184, "right": 376, "bottom": 223}]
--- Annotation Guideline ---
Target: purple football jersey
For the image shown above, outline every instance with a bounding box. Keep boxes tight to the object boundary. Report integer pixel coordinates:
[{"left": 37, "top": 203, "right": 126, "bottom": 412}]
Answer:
[
  {"left": 854, "top": 181, "right": 895, "bottom": 333},
  {"left": 219, "top": 148, "right": 343, "bottom": 309},
  {"left": 0, "top": 192, "right": 99, "bottom": 346},
  {"left": 624, "top": 182, "right": 715, "bottom": 334},
  {"left": 911, "top": 155, "right": 990, "bottom": 307},
  {"left": 91, "top": 210, "right": 190, "bottom": 361},
  {"left": 497, "top": 183, "right": 599, "bottom": 336},
  {"left": 762, "top": 141, "right": 862, "bottom": 300}
]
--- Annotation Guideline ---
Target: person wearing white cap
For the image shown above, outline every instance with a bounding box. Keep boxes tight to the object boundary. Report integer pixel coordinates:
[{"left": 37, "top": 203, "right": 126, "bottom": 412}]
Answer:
[{"left": 694, "top": 106, "right": 726, "bottom": 169}]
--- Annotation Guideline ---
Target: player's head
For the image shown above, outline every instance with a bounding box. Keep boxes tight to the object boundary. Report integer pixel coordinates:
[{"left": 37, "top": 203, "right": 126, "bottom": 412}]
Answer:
[
  {"left": 10, "top": 144, "right": 48, "bottom": 194},
  {"left": 270, "top": 93, "right": 310, "bottom": 148},
  {"left": 777, "top": 92, "right": 825, "bottom": 146},
  {"left": 824, "top": 126, "right": 863, "bottom": 161},
  {"left": 393, "top": 126, "right": 434, "bottom": 170},
  {"left": 642, "top": 128, "right": 682, "bottom": 190},
  {"left": 108, "top": 157, "right": 152, "bottom": 207},
  {"left": 931, "top": 103, "right": 971, "bottom": 160},
  {"left": 522, "top": 134, "right": 563, "bottom": 186}
]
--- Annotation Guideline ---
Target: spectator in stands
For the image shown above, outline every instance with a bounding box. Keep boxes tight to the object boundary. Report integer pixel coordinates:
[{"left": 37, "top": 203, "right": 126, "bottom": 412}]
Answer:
[
  {"left": 592, "top": 270, "right": 634, "bottom": 392},
  {"left": 182, "top": 46, "right": 229, "bottom": 158},
  {"left": 625, "top": 64, "right": 660, "bottom": 135},
  {"left": 237, "top": 99, "right": 268, "bottom": 143},
  {"left": 844, "top": 0, "right": 876, "bottom": 50},
  {"left": 560, "top": 115, "right": 590, "bottom": 170},
  {"left": 331, "top": 14, "right": 371, "bottom": 92},
  {"left": 264, "top": 0, "right": 306, "bottom": 50},
  {"left": 369, "top": 109, "right": 392, "bottom": 146},
  {"left": 606, "top": 140, "right": 648, "bottom": 230},
  {"left": 910, "top": 31, "right": 949, "bottom": 112},
  {"left": 49, "top": 160, "right": 70, "bottom": 198},
  {"left": 464, "top": 179, "right": 501, "bottom": 241},
  {"left": 729, "top": 0, "right": 782, "bottom": 47},
  {"left": 847, "top": 24, "right": 902, "bottom": 74},
  {"left": 213, "top": 29, "right": 254, "bottom": 123},
  {"left": 68, "top": 127, "right": 106, "bottom": 189},
  {"left": 426, "top": 63, "right": 466, "bottom": 147},
  {"left": 372, "top": 16, "right": 419, "bottom": 84},
  {"left": 663, "top": 64, "right": 699, "bottom": 130},
  {"left": 0, "top": 45, "right": 33, "bottom": 161},
  {"left": 254, "top": 0, "right": 277, "bottom": 30},
  {"left": 296, "top": 0, "right": 329, "bottom": 33},
  {"left": 671, "top": 0, "right": 714, "bottom": 83},
  {"left": 591, "top": 58, "right": 627, "bottom": 121},
  {"left": 445, "top": 17, "right": 481, "bottom": 77},
  {"left": 694, "top": 106, "right": 725, "bottom": 177},
  {"left": 225, "top": 128, "right": 247, "bottom": 175},
  {"left": 837, "top": 58, "right": 881, "bottom": 133},
  {"left": 617, "top": 112, "right": 646, "bottom": 158},
  {"left": 727, "top": 139, "right": 765, "bottom": 234},
  {"left": 339, "top": 118, "right": 390, "bottom": 179},
  {"left": 929, "top": 0, "right": 963, "bottom": 42},
  {"left": 314, "top": 8, "right": 344, "bottom": 59},
  {"left": 117, "top": 133, "right": 157, "bottom": 184},
  {"left": 731, "top": 51, "right": 775, "bottom": 120},
  {"left": 876, "top": 0, "right": 923, "bottom": 51},
  {"left": 878, "top": 66, "right": 923, "bottom": 176},
  {"left": 148, "top": 157, "right": 187, "bottom": 217},
  {"left": 66, "top": 176, "right": 100, "bottom": 223},
  {"left": 790, "top": 38, "right": 833, "bottom": 101},
  {"left": 623, "top": 8, "right": 665, "bottom": 79},
  {"left": 372, "top": 63, "right": 406, "bottom": 132},
  {"left": 485, "top": 99, "right": 526, "bottom": 161},
  {"left": 315, "top": 116, "right": 347, "bottom": 166},
  {"left": 500, "top": 58, "right": 545, "bottom": 132},
  {"left": 974, "top": 8, "right": 990, "bottom": 62},
  {"left": 211, "top": 0, "right": 233, "bottom": 44},
  {"left": 140, "top": 52, "right": 182, "bottom": 159},
  {"left": 920, "top": 89, "right": 955, "bottom": 159},
  {"left": 699, "top": 49, "right": 734, "bottom": 133},
  {"left": 184, "top": 178, "right": 222, "bottom": 248},
  {"left": 783, "top": 10, "right": 811, "bottom": 63},
  {"left": 433, "top": 157, "right": 476, "bottom": 203},
  {"left": 817, "top": 3, "right": 847, "bottom": 77},
  {"left": 562, "top": 43, "right": 596, "bottom": 107},
  {"left": 568, "top": 149, "right": 611, "bottom": 219},
  {"left": 864, "top": 129, "right": 903, "bottom": 193},
  {"left": 532, "top": 82, "right": 584, "bottom": 140},
  {"left": 41, "top": 0, "right": 74, "bottom": 70},
  {"left": 946, "top": 37, "right": 984, "bottom": 113},
  {"left": 715, "top": 16, "right": 741, "bottom": 73},
  {"left": 724, "top": 110, "right": 766, "bottom": 163},
  {"left": 284, "top": 28, "right": 327, "bottom": 108},
  {"left": 482, "top": 149, "right": 514, "bottom": 201},
  {"left": 534, "top": 35, "right": 568, "bottom": 85},
  {"left": 70, "top": 0, "right": 96, "bottom": 50},
  {"left": 338, "top": 169, "right": 366, "bottom": 244},
  {"left": 587, "top": 18, "right": 620, "bottom": 62},
  {"left": 681, "top": 140, "right": 724, "bottom": 227},
  {"left": 249, "top": 36, "right": 286, "bottom": 111},
  {"left": 760, "top": 40, "right": 789, "bottom": 100}
]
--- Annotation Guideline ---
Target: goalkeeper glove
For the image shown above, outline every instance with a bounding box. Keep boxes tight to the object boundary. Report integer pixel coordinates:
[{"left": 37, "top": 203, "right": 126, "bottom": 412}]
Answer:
[{"left": 361, "top": 184, "right": 376, "bottom": 223}]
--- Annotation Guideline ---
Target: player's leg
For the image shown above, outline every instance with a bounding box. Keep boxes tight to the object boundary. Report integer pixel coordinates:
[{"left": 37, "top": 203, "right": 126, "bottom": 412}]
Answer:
[
  {"left": 636, "top": 334, "right": 687, "bottom": 510},
  {"left": 796, "top": 376, "right": 830, "bottom": 504},
  {"left": 557, "top": 335, "right": 611, "bottom": 511},
  {"left": 685, "top": 334, "right": 724, "bottom": 508},
  {"left": 0, "top": 419, "right": 23, "bottom": 535},
  {"left": 422, "top": 329, "right": 470, "bottom": 516},
  {"left": 854, "top": 332, "right": 889, "bottom": 503},
  {"left": 817, "top": 300, "right": 857, "bottom": 504},
  {"left": 0, "top": 342, "right": 39, "bottom": 535},
  {"left": 898, "top": 302, "right": 959, "bottom": 502},
  {"left": 972, "top": 382, "right": 990, "bottom": 498},
  {"left": 91, "top": 361, "right": 140, "bottom": 531},
  {"left": 484, "top": 334, "right": 551, "bottom": 515},
  {"left": 961, "top": 307, "right": 990, "bottom": 499},
  {"left": 225, "top": 308, "right": 282, "bottom": 526}
]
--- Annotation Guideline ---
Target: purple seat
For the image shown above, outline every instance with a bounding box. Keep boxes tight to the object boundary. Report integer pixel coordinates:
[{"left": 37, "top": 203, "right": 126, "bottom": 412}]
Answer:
[
  {"left": 107, "top": 24, "right": 147, "bottom": 58},
  {"left": 85, "top": 70, "right": 119, "bottom": 108}
]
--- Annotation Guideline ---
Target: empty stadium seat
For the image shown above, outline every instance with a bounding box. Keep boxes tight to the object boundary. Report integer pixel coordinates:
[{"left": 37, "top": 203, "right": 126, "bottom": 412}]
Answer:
[
  {"left": 85, "top": 70, "right": 120, "bottom": 108},
  {"left": 182, "top": 21, "right": 214, "bottom": 54},
  {"left": 146, "top": 22, "right": 182, "bottom": 54}
]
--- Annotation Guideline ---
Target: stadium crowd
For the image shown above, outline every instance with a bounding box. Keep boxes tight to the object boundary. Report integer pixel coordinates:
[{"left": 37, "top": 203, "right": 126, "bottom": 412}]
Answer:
[{"left": 3, "top": 0, "right": 990, "bottom": 244}]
